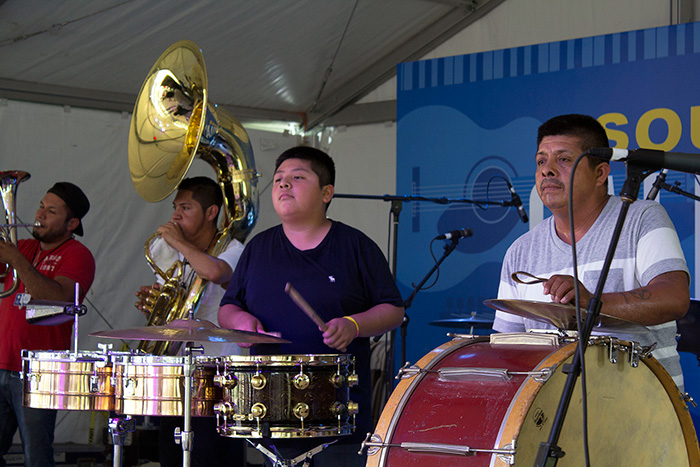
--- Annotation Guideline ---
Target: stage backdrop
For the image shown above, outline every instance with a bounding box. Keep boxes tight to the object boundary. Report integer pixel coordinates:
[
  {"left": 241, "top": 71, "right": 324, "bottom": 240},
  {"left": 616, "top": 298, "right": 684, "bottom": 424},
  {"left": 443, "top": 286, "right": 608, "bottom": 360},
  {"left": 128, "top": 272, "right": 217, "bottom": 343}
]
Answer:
[{"left": 396, "top": 21, "right": 700, "bottom": 416}]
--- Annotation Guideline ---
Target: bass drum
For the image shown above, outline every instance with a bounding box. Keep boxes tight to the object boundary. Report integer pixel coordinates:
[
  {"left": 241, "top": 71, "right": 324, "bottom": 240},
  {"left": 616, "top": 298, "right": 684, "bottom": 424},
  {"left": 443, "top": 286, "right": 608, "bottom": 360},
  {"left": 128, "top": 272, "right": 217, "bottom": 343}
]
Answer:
[{"left": 366, "top": 333, "right": 700, "bottom": 466}]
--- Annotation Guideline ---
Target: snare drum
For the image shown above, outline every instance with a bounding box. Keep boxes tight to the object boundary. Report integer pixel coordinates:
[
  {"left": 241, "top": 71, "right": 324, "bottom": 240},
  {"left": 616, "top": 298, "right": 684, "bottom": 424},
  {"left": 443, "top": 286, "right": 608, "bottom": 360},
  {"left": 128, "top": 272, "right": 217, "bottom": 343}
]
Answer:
[
  {"left": 113, "top": 354, "right": 221, "bottom": 417},
  {"left": 21, "top": 349, "right": 114, "bottom": 411},
  {"left": 214, "top": 354, "right": 358, "bottom": 438},
  {"left": 366, "top": 333, "right": 700, "bottom": 466}
]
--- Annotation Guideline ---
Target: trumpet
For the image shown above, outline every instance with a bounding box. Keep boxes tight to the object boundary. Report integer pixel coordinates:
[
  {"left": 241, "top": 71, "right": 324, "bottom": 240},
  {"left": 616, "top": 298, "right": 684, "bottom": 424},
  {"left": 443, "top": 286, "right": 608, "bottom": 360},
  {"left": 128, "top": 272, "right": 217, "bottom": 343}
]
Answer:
[
  {"left": 0, "top": 221, "right": 40, "bottom": 229},
  {"left": 0, "top": 170, "right": 31, "bottom": 298}
]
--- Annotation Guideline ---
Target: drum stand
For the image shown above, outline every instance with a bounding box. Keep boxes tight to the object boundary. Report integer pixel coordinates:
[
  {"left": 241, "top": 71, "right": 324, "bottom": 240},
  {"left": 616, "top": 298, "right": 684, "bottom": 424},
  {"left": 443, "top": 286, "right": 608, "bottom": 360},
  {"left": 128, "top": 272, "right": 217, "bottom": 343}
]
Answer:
[
  {"left": 173, "top": 342, "right": 203, "bottom": 467},
  {"left": 108, "top": 416, "right": 135, "bottom": 467},
  {"left": 248, "top": 439, "right": 337, "bottom": 467}
]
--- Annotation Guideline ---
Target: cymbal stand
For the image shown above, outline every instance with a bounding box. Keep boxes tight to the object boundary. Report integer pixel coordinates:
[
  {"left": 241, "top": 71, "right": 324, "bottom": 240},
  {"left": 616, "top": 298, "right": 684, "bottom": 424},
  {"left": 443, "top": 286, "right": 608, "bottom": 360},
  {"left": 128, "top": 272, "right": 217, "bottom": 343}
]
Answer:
[
  {"left": 66, "top": 282, "right": 87, "bottom": 355},
  {"left": 174, "top": 342, "right": 203, "bottom": 467},
  {"left": 108, "top": 416, "right": 135, "bottom": 467},
  {"left": 247, "top": 439, "right": 337, "bottom": 467}
]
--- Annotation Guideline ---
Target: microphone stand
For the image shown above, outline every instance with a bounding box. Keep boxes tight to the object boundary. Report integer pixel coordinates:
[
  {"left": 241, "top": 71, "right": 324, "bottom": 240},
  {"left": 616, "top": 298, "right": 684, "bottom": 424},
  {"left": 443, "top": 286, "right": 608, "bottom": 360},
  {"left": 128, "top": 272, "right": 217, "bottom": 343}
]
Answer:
[
  {"left": 402, "top": 236, "right": 462, "bottom": 365},
  {"left": 534, "top": 162, "right": 653, "bottom": 466},
  {"left": 647, "top": 173, "right": 700, "bottom": 202},
  {"left": 332, "top": 193, "right": 512, "bottom": 406}
]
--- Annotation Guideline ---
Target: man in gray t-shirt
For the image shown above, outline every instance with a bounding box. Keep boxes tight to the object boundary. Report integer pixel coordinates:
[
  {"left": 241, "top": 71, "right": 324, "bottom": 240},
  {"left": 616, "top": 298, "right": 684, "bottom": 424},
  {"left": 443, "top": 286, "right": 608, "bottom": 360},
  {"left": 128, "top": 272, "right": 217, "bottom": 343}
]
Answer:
[{"left": 493, "top": 114, "right": 690, "bottom": 390}]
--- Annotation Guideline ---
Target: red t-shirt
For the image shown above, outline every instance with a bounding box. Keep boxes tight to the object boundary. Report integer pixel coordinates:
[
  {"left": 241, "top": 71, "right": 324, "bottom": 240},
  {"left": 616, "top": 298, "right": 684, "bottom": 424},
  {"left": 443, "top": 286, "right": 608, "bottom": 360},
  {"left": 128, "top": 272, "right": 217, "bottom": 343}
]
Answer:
[{"left": 0, "top": 238, "right": 95, "bottom": 372}]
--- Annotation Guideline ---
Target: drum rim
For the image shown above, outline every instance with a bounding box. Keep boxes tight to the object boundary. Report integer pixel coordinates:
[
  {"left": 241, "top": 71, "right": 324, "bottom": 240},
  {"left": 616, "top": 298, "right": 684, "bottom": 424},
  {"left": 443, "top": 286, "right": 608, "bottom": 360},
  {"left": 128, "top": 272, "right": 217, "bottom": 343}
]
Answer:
[
  {"left": 220, "top": 353, "right": 352, "bottom": 365},
  {"left": 370, "top": 336, "right": 489, "bottom": 466}
]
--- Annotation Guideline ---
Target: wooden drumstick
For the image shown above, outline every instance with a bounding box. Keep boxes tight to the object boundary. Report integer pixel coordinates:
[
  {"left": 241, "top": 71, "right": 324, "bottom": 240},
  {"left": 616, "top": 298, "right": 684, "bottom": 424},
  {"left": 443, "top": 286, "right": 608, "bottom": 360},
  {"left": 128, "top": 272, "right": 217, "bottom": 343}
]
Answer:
[{"left": 284, "top": 282, "right": 327, "bottom": 331}]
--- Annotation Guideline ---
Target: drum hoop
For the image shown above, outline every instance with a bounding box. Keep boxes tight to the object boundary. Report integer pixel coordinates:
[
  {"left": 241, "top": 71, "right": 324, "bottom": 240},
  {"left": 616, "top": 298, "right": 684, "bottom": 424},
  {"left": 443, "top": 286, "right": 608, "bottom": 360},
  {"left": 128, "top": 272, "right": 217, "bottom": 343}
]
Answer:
[
  {"left": 635, "top": 349, "right": 700, "bottom": 464},
  {"left": 494, "top": 342, "right": 573, "bottom": 458},
  {"left": 370, "top": 336, "right": 489, "bottom": 467},
  {"left": 220, "top": 353, "right": 351, "bottom": 366},
  {"left": 22, "top": 350, "right": 109, "bottom": 364}
]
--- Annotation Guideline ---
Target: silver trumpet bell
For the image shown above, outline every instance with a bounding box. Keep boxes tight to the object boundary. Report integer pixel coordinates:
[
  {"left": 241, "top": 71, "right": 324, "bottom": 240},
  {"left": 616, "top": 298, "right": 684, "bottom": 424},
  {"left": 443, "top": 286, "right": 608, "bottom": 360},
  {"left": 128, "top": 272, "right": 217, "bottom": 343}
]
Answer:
[{"left": 0, "top": 170, "right": 31, "bottom": 298}]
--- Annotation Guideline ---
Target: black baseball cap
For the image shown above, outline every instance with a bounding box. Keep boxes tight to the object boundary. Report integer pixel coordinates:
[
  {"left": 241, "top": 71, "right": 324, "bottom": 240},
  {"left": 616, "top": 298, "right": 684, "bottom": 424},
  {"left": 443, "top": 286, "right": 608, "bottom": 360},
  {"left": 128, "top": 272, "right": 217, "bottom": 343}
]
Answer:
[{"left": 47, "top": 182, "right": 90, "bottom": 236}]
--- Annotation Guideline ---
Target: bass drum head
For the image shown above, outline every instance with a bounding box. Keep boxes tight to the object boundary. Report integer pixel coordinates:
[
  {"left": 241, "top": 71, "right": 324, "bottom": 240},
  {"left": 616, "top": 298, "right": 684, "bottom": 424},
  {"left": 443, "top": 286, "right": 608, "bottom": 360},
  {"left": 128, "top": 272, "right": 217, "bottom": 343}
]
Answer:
[{"left": 509, "top": 339, "right": 699, "bottom": 466}]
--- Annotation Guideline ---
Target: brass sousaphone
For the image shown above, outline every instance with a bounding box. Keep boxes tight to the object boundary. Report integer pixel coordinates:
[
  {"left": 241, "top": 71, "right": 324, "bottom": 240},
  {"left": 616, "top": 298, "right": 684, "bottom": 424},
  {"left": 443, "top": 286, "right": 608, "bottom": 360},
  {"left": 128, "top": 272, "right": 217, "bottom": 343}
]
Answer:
[{"left": 128, "top": 40, "right": 259, "bottom": 355}]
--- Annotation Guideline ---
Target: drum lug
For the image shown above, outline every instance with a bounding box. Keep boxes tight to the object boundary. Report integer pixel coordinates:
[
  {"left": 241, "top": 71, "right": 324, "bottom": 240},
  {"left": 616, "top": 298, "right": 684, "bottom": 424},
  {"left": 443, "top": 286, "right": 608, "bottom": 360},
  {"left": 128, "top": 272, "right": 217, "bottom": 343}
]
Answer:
[
  {"left": 396, "top": 362, "right": 420, "bottom": 380},
  {"left": 251, "top": 402, "right": 267, "bottom": 419},
  {"left": 251, "top": 373, "right": 267, "bottom": 390},
  {"left": 214, "top": 372, "right": 237, "bottom": 389},
  {"left": 293, "top": 372, "right": 310, "bottom": 390},
  {"left": 29, "top": 373, "right": 40, "bottom": 391},
  {"left": 123, "top": 377, "right": 137, "bottom": 396},
  {"left": 360, "top": 433, "right": 384, "bottom": 456},
  {"left": 89, "top": 374, "right": 100, "bottom": 393},
  {"left": 330, "top": 373, "right": 345, "bottom": 388},
  {"left": 497, "top": 440, "right": 517, "bottom": 465},
  {"left": 347, "top": 401, "right": 359, "bottom": 415},
  {"left": 293, "top": 402, "right": 310, "bottom": 420},
  {"left": 347, "top": 373, "right": 358, "bottom": 387},
  {"left": 330, "top": 401, "right": 346, "bottom": 416},
  {"left": 684, "top": 393, "right": 698, "bottom": 408}
]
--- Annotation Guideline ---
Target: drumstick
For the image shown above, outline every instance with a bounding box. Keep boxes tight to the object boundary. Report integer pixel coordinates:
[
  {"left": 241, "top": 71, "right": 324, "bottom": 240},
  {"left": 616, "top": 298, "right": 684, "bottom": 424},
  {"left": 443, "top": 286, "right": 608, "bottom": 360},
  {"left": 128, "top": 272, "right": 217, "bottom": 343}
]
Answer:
[{"left": 284, "top": 282, "right": 327, "bottom": 331}]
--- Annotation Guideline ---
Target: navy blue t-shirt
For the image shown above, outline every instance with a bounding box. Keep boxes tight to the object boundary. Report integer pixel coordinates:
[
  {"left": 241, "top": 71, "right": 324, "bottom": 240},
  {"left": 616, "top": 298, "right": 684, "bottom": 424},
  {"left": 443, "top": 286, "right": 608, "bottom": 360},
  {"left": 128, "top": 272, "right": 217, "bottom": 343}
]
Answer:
[{"left": 220, "top": 220, "right": 403, "bottom": 443}]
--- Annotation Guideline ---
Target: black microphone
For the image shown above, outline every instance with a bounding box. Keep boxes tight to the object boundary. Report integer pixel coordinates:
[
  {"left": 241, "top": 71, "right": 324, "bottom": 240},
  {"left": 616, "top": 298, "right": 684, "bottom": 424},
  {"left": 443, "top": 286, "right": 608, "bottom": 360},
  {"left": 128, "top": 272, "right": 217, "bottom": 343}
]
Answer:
[
  {"left": 590, "top": 147, "right": 700, "bottom": 175},
  {"left": 506, "top": 181, "right": 528, "bottom": 223},
  {"left": 435, "top": 228, "right": 473, "bottom": 240},
  {"left": 646, "top": 169, "right": 668, "bottom": 200}
]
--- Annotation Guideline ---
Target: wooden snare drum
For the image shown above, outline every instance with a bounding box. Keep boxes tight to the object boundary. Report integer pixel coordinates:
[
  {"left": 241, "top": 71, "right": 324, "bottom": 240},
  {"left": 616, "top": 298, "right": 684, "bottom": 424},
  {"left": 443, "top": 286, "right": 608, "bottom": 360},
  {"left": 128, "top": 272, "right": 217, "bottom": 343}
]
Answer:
[{"left": 214, "top": 354, "right": 358, "bottom": 438}]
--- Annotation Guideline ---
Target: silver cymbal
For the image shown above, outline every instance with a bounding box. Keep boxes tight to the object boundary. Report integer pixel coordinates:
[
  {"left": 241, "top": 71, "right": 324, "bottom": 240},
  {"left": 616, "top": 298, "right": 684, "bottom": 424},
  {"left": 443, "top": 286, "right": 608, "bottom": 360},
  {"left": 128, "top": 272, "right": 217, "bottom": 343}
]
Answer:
[
  {"left": 483, "top": 298, "right": 647, "bottom": 334},
  {"left": 90, "top": 318, "right": 290, "bottom": 344},
  {"left": 429, "top": 316, "right": 494, "bottom": 329}
]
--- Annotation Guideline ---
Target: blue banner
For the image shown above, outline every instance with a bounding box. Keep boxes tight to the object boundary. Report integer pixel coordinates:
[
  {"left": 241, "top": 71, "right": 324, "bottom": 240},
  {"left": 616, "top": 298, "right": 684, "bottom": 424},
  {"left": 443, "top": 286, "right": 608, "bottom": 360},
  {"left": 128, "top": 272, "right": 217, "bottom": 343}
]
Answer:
[{"left": 396, "top": 22, "right": 700, "bottom": 415}]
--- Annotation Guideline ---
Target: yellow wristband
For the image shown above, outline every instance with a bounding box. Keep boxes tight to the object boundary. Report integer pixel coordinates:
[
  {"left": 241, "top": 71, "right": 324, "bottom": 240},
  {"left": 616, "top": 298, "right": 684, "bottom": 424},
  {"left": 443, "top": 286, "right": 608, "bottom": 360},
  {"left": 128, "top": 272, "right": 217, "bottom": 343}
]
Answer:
[{"left": 343, "top": 316, "right": 360, "bottom": 338}]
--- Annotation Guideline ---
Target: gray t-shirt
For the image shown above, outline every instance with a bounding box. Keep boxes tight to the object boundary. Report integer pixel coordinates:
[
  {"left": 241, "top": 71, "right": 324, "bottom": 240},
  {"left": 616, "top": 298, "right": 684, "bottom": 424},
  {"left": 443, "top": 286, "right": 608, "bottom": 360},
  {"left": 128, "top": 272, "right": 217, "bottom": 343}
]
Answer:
[{"left": 493, "top": 196, "right": 688, "bottom": 390}]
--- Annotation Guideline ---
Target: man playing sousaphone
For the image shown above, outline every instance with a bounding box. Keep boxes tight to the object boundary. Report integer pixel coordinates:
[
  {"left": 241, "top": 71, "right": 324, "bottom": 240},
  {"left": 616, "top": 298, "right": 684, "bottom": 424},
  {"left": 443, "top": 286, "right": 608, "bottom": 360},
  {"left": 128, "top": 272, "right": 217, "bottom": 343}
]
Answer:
[
  {"left": 134, "top": 176, "right": 246, "bottom": 467},
  {"left": 493, "top": 114, "right": 690, "bottom": 390}
]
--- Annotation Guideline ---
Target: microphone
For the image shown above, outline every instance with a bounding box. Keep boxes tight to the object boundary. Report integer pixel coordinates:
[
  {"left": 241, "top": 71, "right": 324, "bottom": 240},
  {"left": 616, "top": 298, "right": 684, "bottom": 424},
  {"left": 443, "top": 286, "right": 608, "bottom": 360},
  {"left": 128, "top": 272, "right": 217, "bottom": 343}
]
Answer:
[
  {"left": 435, "top": 228, "right": 473, "bottom": 240},
  {"left": 646, "top": 169, "right": 668, "bottom": 200},
  {"left": 506, "top": 181, "right": 528, "bottom": 223},
  {"left": 590, "top": 147, "right": 700, "bottom": 175}
]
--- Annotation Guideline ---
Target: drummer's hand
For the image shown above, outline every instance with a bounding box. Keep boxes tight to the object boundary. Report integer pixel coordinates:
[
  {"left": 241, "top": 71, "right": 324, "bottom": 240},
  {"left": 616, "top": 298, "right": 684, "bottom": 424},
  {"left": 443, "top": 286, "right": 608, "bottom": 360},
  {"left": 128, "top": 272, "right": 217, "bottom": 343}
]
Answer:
[
  {"left": 134, "top": 283, "right": 161, "bottom": 316},
  {"left": 322, "top": 317, "right": 356, "bottom": 353},
  {"left": 231, "top": 312, "right": 271, "bottom": 348},
  {"left": 543, "top": 274, "right": 592, "bottom": 306}
]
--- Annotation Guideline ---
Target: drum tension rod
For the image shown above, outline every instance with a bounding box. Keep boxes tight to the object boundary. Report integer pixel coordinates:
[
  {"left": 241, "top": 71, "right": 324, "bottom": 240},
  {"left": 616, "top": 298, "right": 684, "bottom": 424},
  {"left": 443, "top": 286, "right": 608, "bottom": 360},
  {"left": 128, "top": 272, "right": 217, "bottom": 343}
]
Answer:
[
  {"left": 360, "top": 433, "right": 517, "bottom": 462},
  {"left": 396, "top": 362, "right": 556, "bottom": 383}
]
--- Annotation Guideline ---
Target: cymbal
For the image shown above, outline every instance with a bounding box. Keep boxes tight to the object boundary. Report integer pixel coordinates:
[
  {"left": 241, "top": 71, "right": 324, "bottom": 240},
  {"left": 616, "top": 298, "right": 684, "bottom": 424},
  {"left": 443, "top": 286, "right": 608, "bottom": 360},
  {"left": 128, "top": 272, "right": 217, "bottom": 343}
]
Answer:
[
  {"left": 429, "top": 316, "right": 494, "bottom": 329},
  {"left": 90, "top": 318, "right": 291, "bottom": 344},
  {"left": 483, "top": 299, "right": 647, "bottom": 334}
]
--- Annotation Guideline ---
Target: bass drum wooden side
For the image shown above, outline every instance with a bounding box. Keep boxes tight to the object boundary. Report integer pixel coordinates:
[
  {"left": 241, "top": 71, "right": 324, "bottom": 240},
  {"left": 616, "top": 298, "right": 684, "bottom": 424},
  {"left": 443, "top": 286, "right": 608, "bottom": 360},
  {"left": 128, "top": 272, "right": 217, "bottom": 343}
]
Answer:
[{"left": 367, "top": 335, "right": 700, "bottom": 466}]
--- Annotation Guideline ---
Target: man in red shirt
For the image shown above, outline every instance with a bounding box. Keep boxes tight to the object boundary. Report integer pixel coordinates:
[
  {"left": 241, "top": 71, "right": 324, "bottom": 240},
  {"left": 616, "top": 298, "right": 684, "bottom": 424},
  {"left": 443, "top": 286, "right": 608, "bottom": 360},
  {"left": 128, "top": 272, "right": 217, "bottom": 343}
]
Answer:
[{"left": 0, "top": 182, "right": 95, "bottom": 467}]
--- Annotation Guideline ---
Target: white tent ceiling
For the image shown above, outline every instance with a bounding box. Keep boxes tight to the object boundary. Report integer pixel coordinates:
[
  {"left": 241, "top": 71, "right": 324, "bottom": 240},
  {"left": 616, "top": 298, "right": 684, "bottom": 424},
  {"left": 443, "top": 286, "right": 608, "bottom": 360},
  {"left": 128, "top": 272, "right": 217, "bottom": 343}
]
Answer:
[{"left": 0, "top": 0, "right": 508, "bottom": 132}]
